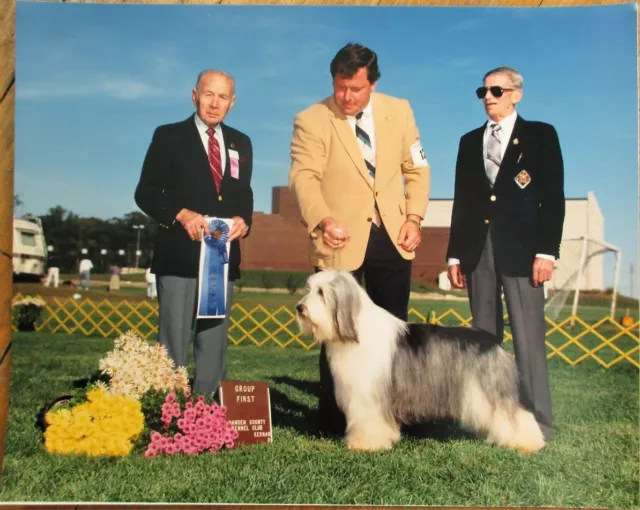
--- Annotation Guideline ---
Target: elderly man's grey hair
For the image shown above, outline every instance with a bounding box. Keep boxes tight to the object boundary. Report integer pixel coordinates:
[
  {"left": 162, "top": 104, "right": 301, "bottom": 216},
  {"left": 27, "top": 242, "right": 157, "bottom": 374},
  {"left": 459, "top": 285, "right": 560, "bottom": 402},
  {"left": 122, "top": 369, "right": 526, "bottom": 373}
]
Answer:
[
  {"left": 484, "top": 66, "right": 524, "bottom": 89},
  {"left": 195, "top": 69, "right": 236, "bottom": 95}
]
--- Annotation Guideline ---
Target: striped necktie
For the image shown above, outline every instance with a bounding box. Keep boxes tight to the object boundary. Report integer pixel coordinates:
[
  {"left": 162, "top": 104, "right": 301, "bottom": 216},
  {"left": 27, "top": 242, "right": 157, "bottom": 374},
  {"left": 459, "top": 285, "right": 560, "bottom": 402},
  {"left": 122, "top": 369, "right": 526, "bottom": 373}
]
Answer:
[
  {"left": 355, "top": 111, "right": 376, "bottom": 180},
  {"left": 485, "top": 122, "right": 502, "bottom": 186},
  {"left": 355, "top": 111, "right": 380, "bottom": 225},
  {"left": 207, "top": 128, "right": 223, "bottom": 193}
]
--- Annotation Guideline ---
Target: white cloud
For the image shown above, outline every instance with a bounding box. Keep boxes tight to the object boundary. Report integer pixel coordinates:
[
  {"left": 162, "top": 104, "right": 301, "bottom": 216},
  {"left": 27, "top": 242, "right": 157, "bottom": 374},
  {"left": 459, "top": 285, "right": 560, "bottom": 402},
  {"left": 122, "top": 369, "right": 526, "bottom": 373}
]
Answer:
[
  {"left": 452, "top": 18, "right": 481, "bottom": 31},
  {"left": 17, "top": 75, "right": 169, "bottom": 100}
]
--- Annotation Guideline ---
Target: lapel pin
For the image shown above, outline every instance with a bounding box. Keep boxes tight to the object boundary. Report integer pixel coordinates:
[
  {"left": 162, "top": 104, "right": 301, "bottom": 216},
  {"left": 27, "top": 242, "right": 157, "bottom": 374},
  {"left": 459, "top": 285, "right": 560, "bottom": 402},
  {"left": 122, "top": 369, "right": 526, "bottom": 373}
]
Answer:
[
  {"left": 513, "top": 138, "right": 519, "bottom": 145},
  {"left": 514, "top": 169, "right": 531, "bottom": 189}
]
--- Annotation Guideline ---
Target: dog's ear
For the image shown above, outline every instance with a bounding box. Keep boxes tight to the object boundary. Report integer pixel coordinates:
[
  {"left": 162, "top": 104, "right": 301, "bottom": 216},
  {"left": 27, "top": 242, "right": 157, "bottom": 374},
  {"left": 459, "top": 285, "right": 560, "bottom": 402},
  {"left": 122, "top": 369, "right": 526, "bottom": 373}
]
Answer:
[{"left": 330, "top": 273, "right": 360, "bottom": 342}]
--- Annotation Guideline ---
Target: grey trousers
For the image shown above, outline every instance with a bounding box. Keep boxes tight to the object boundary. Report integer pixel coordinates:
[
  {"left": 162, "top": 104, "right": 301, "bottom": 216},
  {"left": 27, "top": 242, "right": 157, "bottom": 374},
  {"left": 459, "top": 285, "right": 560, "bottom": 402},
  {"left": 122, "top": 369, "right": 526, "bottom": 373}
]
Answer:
[
  {"left": 467, "top": 233, "right": 554, "bottom": 441},
  {"left": 157, "top": 275, "right": 234, "bottom": 397}
]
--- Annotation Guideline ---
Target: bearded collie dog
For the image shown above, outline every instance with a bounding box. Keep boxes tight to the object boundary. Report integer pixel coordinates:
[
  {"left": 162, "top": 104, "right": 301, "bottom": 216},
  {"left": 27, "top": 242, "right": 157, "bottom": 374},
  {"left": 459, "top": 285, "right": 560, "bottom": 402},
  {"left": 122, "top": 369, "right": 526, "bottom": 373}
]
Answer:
[{"left": 295, "top": 270, "right": 545, "bottom": 453}]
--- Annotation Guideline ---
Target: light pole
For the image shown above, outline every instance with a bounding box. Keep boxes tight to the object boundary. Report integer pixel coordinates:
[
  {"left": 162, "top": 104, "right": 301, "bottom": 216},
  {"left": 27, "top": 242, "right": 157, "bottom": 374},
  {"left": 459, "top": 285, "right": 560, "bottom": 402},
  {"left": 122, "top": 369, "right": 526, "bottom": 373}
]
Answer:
[{"left": 132, "top": 225, "right": 145, "bottom": 269}]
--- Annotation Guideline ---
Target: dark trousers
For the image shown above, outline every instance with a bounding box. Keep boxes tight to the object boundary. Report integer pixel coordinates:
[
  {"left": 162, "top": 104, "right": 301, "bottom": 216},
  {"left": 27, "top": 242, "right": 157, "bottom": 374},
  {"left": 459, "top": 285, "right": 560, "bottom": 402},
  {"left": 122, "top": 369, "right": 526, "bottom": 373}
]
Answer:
[
  {"left": 316, "top": 223, "right": 412, "bottom": 437},
  {"left": 467, "top": 232, "right": 553, "bottom": 441}
]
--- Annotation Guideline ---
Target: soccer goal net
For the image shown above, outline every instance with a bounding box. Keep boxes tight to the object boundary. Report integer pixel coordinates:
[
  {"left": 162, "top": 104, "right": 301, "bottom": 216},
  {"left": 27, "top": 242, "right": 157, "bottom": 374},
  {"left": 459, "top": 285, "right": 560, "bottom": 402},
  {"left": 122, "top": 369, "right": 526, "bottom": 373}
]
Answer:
[{"left": 544, "top": 236, "right": 621, "bottom": 322}]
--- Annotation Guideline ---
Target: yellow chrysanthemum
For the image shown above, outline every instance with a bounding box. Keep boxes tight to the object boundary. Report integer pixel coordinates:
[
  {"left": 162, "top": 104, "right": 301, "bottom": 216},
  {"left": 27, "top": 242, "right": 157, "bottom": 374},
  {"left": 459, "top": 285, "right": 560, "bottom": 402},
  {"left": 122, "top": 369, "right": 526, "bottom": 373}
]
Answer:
[{"left": 44, "top": 388, "right": 144, "bottom": 457}]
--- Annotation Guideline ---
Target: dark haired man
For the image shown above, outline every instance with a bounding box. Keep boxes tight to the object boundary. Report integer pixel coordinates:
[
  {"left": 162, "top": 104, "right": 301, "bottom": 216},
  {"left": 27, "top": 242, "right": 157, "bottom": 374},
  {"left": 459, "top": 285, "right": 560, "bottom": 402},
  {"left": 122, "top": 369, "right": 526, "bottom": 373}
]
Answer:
[{"left": 289, "top": 43, "right": 430, "bottom": 437}]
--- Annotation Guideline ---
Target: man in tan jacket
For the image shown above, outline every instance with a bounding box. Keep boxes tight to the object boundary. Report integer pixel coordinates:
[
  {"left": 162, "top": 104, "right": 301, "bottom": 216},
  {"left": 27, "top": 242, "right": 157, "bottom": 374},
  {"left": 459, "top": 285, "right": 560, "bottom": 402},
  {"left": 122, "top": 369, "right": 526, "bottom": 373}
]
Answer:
[{"left": 289, "top": 43, "right": 430, "bottom": 438}]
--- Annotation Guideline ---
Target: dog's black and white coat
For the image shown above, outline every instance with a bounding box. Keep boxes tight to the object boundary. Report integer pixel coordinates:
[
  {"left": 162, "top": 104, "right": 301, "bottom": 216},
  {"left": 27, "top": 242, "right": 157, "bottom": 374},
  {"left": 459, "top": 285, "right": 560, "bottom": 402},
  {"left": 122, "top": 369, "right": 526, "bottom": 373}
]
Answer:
[{"left": 295, "top": 270, "right": 545, "bottom": 453}]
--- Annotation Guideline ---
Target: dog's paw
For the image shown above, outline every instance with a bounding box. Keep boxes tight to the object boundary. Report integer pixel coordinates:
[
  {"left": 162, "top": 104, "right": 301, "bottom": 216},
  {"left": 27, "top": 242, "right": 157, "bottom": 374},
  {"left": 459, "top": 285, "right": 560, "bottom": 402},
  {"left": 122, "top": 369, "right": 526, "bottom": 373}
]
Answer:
[{"left": 346, "top": 437, "right": 393, "bottom": 452}]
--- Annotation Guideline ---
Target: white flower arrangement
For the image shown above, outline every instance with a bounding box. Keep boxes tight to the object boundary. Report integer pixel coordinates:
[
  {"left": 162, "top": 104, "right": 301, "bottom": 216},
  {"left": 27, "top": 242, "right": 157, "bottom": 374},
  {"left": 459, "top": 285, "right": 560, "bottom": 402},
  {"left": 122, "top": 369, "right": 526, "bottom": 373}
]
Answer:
[
  {"left": 98, "top": 330, "right": 190, "bottom": 399},
  {"left": 12, "top": 296, "right": 47, "bottom": 308},
  {"left": 12, "top": 296, "right": 47, "bottom": 330}
]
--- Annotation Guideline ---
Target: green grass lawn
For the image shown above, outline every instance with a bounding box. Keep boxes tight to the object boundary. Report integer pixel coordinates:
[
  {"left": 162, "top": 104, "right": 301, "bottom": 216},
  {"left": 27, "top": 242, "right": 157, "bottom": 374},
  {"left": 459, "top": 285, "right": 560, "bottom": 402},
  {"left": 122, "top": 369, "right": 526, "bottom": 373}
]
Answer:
[{"left": 0, "top": 331, "right": 637, "bottom": 505}]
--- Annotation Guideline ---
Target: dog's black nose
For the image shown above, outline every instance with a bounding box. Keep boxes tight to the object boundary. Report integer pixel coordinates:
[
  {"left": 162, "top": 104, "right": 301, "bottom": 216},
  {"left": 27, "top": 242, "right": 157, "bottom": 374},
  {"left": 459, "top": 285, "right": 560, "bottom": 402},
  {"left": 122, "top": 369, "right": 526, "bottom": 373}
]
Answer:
[{"left": 296, "top": 304, "right": 304, "bottom": 314}]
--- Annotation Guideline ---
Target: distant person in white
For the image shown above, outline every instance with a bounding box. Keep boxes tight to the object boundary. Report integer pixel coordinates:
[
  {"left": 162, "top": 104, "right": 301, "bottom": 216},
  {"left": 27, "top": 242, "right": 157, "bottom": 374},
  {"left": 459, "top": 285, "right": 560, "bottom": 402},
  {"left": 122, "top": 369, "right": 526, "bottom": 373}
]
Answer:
[
  {"left": 78, "top": 257, "right": 94, "bottom": 291},
  {"left": 44, "top": 247, "right": 60, "bottom": 288},
  {"left": 145, "top": 267, "right": 157, "bottom": 299}
]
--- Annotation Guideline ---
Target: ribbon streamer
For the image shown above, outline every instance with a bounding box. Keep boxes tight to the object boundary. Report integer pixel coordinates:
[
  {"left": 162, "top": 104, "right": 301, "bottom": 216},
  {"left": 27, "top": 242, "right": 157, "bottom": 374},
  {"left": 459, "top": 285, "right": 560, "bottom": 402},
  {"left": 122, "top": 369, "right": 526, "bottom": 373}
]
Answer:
[{"left": 197, "top": 219, "right": 230, "bottom": 318}]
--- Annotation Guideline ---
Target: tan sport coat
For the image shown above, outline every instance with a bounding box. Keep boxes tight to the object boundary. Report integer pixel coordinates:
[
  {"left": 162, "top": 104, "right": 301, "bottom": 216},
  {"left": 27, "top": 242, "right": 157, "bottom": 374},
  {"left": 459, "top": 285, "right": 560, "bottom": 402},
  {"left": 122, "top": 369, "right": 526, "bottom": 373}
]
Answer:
[{"left": 288, "top": 92, "right": 430, "bottom": 271}]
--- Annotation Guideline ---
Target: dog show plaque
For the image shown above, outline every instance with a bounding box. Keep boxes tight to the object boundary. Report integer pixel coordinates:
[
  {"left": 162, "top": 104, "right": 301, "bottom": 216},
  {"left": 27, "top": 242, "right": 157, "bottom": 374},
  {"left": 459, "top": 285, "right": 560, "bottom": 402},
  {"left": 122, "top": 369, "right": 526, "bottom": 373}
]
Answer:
[{"left": 219, "top": 381, "right": 273, "bottom": 446}]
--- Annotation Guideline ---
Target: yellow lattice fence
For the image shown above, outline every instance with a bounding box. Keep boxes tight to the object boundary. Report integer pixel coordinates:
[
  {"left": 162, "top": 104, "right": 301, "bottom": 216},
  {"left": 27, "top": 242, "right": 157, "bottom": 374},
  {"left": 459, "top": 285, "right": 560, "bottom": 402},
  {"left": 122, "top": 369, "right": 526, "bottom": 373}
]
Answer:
[{"left": 11, "top": 294, "right": 639, "bottom": 368}]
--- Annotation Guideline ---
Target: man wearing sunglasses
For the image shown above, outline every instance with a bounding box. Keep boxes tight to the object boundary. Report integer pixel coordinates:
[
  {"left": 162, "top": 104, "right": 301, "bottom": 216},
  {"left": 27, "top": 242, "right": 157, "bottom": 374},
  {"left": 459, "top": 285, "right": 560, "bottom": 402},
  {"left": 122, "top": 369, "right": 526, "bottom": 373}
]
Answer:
[{"left": 446, "top": 67, "right": 565, "bottom": 444}]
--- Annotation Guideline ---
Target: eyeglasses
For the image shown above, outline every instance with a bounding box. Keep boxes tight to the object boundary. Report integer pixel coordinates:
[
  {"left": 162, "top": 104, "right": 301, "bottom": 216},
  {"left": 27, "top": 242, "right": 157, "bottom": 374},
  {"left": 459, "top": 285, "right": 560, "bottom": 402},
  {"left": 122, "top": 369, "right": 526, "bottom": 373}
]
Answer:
[{"left": 475, "top": 86, "right": 516, "bottom": 99}]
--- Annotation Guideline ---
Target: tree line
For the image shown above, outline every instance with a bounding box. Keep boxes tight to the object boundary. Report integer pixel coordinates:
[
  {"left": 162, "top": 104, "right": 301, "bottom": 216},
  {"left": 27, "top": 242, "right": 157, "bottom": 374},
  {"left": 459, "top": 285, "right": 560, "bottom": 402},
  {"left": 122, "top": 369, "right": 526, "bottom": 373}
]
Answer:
[{"left": 35, "top": 205, "right": 157, "bottom": 273}]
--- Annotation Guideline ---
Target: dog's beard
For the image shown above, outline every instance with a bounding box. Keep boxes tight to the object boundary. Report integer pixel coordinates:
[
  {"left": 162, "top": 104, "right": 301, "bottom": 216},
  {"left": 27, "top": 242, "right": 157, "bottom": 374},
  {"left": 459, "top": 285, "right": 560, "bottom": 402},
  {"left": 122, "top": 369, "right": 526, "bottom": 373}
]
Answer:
[{"left": 296, "top": 313, "right": 314, "bottom": 338}]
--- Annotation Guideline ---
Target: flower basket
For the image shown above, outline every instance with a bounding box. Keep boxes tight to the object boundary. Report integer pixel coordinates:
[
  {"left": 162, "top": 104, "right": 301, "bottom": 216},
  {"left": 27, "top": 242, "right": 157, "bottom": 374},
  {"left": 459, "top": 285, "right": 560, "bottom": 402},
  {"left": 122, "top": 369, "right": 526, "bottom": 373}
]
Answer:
[{"left": 12, "top": 296, "right": 46, "bottom": 332}]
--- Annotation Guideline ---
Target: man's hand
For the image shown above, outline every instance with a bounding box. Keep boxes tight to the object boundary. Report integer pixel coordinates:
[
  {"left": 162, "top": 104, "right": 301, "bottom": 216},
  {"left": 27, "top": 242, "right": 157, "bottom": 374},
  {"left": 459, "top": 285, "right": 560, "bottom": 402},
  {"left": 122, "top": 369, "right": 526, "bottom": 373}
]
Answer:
[
  {"left": 447, "top": 264, "right": 466, "bottom": 289},
  {"left": 397, "top": 216, "right": 422, "bottom": 252},
  {"left": 532, "top": 257, "right": 555, "bottom": 287},
  {"left": 319, "top": 217, "right": 349, "bottom": 250},
  {"left": 228, "top": 216, "right": 249, "bottom": 242},
  {"left": 176, "top": 209, "right": 210, "bottom": 242}
]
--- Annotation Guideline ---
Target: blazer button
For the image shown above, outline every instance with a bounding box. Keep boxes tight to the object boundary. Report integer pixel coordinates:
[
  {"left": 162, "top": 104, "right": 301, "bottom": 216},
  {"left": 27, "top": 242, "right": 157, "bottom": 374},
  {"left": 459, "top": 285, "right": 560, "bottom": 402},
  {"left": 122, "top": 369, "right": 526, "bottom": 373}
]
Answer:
[
  {"left": 484, "top": 219, "right": 490, "bottom": 224},
  {"left": 490, "top": 195, "right": 496, "bottom": 202},
  {"left": 218, "top": 196, "right": 223, "bottom": 201}
]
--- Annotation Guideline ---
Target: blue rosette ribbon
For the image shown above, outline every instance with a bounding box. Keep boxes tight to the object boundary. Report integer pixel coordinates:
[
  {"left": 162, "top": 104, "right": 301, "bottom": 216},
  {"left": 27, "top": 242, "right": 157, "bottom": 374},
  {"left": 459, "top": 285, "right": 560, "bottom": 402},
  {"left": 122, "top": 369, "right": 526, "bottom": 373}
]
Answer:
[{"left": 198, "top": 219, "right": 230, "bottom": 317}]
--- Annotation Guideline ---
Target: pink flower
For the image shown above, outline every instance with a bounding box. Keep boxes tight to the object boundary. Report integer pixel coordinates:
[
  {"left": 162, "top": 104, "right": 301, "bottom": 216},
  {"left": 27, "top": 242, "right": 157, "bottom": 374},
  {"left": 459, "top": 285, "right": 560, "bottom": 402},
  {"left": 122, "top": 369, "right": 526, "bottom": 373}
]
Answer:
[
  {"left": 151, "top": 431, "right": 162, "bottom": 443},
  {"left": 184, "top": 388, "right": 191, "bottom": 398},
  {"left": 177, "top": 418, "right": 186, "bottom": 429},
  {"left": 185, "top": 401, "right": 193, "bottom": 410},
  {"left": 226, "top": 440, "right": 234, "bottom": 449},
  {"left": 166, "top": 392, "right": 176, "bottom": 403},
  {"left": 197, "top": 395, "right": 205, "bottom": 403},
  {"left": 144, "top": 449, "right": 156, "bottom": 458}
]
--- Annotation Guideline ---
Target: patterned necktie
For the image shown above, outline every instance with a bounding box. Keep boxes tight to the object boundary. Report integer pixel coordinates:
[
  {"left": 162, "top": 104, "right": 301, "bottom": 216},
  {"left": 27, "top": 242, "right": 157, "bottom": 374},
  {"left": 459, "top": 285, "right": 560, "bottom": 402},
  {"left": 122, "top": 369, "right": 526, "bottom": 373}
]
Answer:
[
  {"left": 207, "top": 128, "right": 223, "bottom": 193},
  {"left": 355, "top": 111, "right": 380, "bottom": 225},
  {"left": 485, "top": 122, "right": 502, "bottom": 186},
  {"left": 355, "top": 112, "right": 376, "bottom": 180}
]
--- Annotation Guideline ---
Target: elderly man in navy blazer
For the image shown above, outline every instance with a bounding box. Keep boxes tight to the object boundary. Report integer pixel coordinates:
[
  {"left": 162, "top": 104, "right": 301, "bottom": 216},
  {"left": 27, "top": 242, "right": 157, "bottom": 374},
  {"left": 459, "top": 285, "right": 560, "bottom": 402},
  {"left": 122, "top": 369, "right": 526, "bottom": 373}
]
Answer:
[
  {"left": 447, "top": 66, "right": 565, "bottom": 443},
  {"left": 135, "top": 69, "right": 254, "bottom": 397}
]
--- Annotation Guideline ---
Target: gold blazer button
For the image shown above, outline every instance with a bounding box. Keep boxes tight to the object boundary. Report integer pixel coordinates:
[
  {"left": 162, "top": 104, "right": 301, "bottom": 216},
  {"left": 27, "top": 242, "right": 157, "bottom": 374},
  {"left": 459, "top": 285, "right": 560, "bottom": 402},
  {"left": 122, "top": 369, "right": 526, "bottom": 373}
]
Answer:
[
  {"left": 484, "top": 219, "right": 490, "bottom": 224},
  {"left": 490, "top": 195, "right": 496, "bottom": 202},
  {"left": 218, "top": 196, "right": 223, "bottom": 201}
]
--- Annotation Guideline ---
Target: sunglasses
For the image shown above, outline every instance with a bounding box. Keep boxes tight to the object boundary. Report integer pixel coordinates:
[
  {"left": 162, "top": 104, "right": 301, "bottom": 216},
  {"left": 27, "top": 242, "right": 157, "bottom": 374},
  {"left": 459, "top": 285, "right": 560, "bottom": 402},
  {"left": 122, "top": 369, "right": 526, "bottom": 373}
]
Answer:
[{"left": 476, "top": 86, "right": 516, "bottom": 99}]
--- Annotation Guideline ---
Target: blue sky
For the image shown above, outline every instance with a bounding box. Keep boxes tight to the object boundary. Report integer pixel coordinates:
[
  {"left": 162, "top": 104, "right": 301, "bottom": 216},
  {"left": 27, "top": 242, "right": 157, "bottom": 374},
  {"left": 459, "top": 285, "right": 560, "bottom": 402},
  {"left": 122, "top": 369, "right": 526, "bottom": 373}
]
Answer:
[{"left": 14, "top": 2, "right": 638, "bottom": 296}]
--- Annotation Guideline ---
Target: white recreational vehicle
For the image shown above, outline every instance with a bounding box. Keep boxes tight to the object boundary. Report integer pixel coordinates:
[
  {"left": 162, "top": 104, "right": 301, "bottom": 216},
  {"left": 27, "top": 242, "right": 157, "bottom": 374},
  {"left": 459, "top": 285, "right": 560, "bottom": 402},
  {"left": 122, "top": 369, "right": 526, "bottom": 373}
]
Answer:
[{"left": 13, "top": 216, "right": 47, "bottom": 279}]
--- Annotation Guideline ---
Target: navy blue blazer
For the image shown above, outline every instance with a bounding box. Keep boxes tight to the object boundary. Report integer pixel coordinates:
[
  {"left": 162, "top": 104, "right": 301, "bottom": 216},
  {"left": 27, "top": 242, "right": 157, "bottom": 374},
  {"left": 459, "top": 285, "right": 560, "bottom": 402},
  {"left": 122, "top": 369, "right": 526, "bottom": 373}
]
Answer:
[
  {"left": 446, "top": 116, "right": 565, "bottom": 277},
  {"left": 135, "top": 115, "right": 253, "bottom": 280}
]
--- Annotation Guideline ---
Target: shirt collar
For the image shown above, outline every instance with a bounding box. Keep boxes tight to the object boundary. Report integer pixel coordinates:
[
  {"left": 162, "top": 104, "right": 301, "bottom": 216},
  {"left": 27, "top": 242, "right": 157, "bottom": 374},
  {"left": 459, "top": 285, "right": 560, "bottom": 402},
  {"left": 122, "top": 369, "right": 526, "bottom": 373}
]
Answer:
[
  {"left": 194, "top": 114, "right": 222, "bottom": 136},
  {"left": 347, "top": 98, "right": 373, "bottom": 121},
  {"left": 487, "top": 109, "right": 518, "bottom": 131}
]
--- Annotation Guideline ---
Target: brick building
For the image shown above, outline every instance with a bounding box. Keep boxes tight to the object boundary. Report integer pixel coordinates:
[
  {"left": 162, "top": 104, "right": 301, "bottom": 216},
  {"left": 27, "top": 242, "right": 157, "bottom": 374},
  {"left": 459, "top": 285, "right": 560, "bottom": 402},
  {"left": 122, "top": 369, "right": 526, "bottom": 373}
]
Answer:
[{"left": 239, "top": 187, "right": 450, "bottom": 284}]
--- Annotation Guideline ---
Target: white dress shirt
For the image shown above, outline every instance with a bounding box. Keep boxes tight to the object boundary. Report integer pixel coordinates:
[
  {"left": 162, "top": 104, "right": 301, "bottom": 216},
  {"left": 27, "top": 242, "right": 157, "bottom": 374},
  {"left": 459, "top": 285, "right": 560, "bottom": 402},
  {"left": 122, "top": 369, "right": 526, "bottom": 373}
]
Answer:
[
  {"left": 448, "top": 110, "right": 554, "bottom": 267},
  {"left": 195, "top": 114, "right": 227, "bottom": 175}
]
